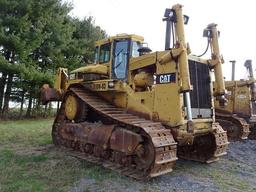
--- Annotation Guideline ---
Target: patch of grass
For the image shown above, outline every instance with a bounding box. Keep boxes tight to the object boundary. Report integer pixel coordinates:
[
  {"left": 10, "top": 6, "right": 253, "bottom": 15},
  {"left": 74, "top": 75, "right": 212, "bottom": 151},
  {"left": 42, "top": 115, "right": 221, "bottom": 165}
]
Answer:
[
  {"left": 0, "top": 119, "right": 53, "bottom": 146},
  {"left": 80, "top": 161, "right": 119, "bottom": 181},
  {"left": 0, "top": 118, "right": 121, "bottom": 192},
  {"left": 176, "top": 159, "right": 252, "bottom": 191},
  {"left": 172, "top": 159, "right": 254, "bottom": 191},
  {"left": 3, "top": 177, "right": 44, "bottom": 192},
  {"left": 208, "top": 169, "right": 251, "bottom": 191},
  {"left": 0, "top": 148, "right": 47, "bottom": 192},
  {"left": 0, "top": 147, "right": 119, "bottom": 192}
]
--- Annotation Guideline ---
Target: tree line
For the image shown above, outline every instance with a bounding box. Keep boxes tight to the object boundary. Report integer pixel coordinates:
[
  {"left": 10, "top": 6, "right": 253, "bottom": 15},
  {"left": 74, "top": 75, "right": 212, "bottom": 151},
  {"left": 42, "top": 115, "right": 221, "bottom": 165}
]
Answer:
[{"left": 0, "top": 0, "right": 106, "bottom": 118}]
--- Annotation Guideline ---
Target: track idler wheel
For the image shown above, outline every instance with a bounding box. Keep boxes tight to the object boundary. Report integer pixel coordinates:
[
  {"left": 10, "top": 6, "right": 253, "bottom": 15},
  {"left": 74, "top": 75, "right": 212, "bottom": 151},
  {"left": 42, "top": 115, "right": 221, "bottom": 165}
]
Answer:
[{"left": 64, "top": 94, "right": 87, "bottom": 122}]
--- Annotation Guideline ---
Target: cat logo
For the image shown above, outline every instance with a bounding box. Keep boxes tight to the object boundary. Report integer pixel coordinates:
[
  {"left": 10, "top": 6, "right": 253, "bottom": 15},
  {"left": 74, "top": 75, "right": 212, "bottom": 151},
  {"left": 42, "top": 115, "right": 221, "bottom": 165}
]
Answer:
[
  {"left": 156, "top": 73, "right": 176, "bottom": 84},
  {"left": 237, "top": 94, "right": 246, "bottom": 99}
]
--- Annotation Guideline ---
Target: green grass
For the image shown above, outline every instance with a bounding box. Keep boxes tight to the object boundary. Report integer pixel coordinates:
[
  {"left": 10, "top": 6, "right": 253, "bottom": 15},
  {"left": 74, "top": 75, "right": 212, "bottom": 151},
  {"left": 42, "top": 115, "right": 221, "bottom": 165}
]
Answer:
[
  {"left": 0, "top": 148, "right": 118, "bottom": 192},
  {"left": 174, "top": 160, "right": 252, "bottom": 192},
  {"left": 0, "top": 119, "right": 119, "bottom": 192},
  {"left": 0, "top": 119, "right": 53, "bottom": 146}
]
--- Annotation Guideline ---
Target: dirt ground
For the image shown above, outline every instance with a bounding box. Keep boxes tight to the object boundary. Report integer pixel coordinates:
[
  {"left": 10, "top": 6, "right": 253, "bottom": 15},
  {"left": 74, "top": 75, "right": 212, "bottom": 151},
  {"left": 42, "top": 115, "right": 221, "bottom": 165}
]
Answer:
[{"left": 68, "top": 140, "right": 256, "bottom": 192}]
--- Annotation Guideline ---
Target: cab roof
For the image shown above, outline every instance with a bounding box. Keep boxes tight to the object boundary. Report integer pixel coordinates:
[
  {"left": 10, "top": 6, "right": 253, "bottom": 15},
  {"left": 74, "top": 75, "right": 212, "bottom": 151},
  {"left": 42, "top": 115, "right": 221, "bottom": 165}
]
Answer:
[{"left": 95, "top": 34, "right": 144, "bottom": 47}]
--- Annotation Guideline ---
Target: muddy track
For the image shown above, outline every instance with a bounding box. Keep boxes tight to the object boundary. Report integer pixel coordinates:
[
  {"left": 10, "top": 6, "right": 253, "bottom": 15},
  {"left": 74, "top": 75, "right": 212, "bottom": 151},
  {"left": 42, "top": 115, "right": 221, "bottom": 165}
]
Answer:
[
  {"left": 216, "top": 112, "right": 250, "bottom": 140},
  {"left": 178, "top": 122, "right": 229, "bottom": 163}
]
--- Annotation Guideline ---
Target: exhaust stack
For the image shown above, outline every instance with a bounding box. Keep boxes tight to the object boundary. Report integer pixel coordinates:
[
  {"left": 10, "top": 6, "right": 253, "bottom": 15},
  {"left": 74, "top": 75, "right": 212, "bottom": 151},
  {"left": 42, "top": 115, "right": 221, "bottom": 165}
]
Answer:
[
  {"left": 230, "top": 60, "right": 236, "bottom": 81},
  {"left": 244, "top": 60, "right": 256, "bottom": 100}
]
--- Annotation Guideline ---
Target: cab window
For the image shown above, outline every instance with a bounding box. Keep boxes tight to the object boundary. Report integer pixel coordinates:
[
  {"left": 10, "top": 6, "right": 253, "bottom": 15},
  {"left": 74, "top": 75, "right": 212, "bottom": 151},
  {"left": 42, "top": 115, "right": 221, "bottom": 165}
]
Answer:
[
  {"left": 131, "top": 41, "right": 142, "bottom": 57},
  {"left": 99, "top": 43, "right": 111, "bottom": 63},
  {"left": 113, "top": 40, "right": 129, "bottom": 79}
]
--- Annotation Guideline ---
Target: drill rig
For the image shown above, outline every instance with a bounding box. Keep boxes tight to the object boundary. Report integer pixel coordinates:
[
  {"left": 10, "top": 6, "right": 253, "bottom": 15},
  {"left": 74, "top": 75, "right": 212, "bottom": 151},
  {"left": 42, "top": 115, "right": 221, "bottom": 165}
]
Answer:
[
  {"left": 214, "top": 60, "right": 256, "bottom": 139},
  {"left": 41, "top": 4, "right": 228, "bottom": 179}
]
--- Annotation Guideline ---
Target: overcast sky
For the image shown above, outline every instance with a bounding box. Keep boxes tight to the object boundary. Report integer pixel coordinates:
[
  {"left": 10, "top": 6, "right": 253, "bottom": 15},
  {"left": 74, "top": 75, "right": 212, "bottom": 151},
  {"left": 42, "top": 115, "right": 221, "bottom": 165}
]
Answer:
[{"left": 68, "top": 0, "right": 256, "bottom": 80}]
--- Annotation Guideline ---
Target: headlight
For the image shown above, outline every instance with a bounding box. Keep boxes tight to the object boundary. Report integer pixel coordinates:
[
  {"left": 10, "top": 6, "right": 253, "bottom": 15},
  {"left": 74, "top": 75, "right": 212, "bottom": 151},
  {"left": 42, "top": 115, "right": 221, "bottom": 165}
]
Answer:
[
  {"left": 108, "top": 81, "right": 114, "bottom": 88},
  {"left": 69, "top": 73, "right": 75, "bottom": 80}
]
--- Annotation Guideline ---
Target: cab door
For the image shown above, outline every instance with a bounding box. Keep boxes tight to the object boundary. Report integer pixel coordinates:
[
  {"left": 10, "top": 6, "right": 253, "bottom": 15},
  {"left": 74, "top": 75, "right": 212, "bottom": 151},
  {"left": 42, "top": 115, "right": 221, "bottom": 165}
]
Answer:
[{"left": 112, "top": 39, "right": 130, "bottom": 80}]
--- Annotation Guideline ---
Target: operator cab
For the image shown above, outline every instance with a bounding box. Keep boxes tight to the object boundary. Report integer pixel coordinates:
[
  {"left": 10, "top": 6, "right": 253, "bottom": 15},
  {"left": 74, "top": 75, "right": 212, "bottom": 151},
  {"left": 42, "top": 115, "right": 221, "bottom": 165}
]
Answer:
[{"left": 94, "top": 34, "right": 150, "bottom": 80}]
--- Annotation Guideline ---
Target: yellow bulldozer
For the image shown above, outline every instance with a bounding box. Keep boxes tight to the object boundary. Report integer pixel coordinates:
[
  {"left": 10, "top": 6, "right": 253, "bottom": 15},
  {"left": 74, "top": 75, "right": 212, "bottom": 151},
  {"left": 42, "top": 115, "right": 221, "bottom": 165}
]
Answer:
[
  {"left": 40, "top": 4, "right": 229, "bottom": 179},
  {"left": 214, "top": 60, "right": 256, "bottom": 140}
]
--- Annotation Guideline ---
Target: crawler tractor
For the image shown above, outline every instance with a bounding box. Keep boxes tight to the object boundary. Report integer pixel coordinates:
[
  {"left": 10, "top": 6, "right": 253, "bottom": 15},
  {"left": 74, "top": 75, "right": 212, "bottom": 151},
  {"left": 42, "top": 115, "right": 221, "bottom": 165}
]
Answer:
[
  {"left": 41, "top": 4, "right": 229, "bottom": 179},
  {"left": 214, "top": 60, "right": 256, "bottom": 139}
]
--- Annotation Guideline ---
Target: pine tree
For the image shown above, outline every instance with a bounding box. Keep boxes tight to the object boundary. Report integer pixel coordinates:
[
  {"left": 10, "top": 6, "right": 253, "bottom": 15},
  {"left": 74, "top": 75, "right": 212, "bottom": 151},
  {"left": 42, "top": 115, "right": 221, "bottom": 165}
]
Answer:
[{"left": 0, "top": 0, "right": 106, "bottom": 118}]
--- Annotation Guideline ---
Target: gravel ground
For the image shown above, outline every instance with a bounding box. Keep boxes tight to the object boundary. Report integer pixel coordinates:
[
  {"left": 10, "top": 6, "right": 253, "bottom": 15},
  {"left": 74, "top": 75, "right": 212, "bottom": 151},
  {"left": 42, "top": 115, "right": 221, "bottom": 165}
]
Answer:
[{"left": 70, "top": 140, "right": 256, "bottom": 192}]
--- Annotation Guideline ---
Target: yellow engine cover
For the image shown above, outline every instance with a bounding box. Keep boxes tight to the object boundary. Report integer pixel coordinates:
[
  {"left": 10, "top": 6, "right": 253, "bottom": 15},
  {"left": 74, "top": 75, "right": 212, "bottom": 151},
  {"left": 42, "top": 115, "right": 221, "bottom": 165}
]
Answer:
[{"left": 71, "top": 64, "right": 108, "bottom": 75}]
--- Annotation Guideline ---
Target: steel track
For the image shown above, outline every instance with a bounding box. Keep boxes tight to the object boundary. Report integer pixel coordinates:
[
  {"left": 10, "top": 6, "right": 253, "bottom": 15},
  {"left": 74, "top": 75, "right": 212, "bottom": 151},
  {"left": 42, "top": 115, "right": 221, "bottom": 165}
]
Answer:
[
  {"left": 52, "top": 87, "right": 178, "bottom": 179},
  {"left": 216, "top": 112, "right": 250, "bottom": 140},
  {"left": 177, "top": 122, "right": 229, "bottom": 163}
]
